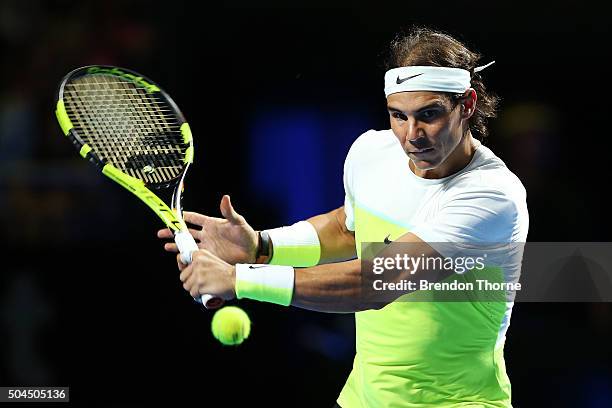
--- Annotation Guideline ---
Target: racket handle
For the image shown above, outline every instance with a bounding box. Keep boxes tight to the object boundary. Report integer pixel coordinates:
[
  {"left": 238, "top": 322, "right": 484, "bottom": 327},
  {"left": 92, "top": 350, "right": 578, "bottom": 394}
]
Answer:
[{"left": 174, "top": 230, "right": 225, "bottom": 309}]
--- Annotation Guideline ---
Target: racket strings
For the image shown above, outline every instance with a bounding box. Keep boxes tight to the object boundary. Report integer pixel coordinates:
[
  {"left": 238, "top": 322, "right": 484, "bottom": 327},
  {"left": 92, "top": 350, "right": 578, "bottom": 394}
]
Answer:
[{"left": 63, "top": 74, "right": 187, "bottom": 184}]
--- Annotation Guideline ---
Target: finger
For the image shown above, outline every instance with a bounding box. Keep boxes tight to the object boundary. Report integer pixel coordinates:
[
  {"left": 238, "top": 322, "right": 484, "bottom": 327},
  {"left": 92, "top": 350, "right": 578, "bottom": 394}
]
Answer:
[
  {"left": 182, "top": 279, "right": 192, "bottom": 294},
  {"left": 179, "top": 263, "right": 192, "bottom": 282},
  {"left": 188, "top": 229, "right": 202, "bottom": 241},
  {"left": 164, "top": 242, "right": 179, "bottom": 252},
  {"left": 157, "top": 228, "right": 173, "bottom": 239},
  {"left": 191, "top": 248, "right": 211, "bottom": 261},
  {"left": 184, "top": 267, "right": 202, "bottom": 298},
  {"left": 187, "top": 273, "right": 200, "bottom": 298},
  {"left": 220, "top": 194, "right": 243, "bottom": 224},
  {"left": 177, "top": 254, "right": 189, "bottom": 272},
  {"left": 183, "top": 211, "right": 214, "bottom": 226},
  {"left": 183, "top": 269, "right": 197, "bottom": 292}
]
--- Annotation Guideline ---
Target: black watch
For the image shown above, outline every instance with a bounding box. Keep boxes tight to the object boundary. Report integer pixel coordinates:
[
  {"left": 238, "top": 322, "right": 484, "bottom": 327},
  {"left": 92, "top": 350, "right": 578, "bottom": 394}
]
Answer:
[{"left": 257, "top": 230, "right": 270, "bottom": 257}]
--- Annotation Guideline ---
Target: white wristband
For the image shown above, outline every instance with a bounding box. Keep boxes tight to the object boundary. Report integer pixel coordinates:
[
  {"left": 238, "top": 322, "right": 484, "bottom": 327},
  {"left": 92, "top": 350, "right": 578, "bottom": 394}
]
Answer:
[
  {"left": 265, "top": 221, "right": 321, "bottom": 266},
  {"left": 235, "top": 264, "right": 295, "bottom": 306}
]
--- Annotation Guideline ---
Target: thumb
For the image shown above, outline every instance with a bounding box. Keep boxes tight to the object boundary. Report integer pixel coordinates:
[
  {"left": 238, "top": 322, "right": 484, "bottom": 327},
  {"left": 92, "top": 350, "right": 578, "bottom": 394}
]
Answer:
[{"left": 220, "top": 195, "right": 243, "bottom": 224}]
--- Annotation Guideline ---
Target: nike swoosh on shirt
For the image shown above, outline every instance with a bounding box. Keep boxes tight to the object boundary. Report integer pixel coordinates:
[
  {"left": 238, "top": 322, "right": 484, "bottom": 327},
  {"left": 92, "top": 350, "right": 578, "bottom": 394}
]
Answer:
[{"left": 396, "top": 73, "right": 423, "bottom": 84}]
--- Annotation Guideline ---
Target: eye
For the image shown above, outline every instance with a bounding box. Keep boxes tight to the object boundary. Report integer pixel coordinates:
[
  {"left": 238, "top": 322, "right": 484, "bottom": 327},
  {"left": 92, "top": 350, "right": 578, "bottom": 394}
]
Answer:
[
  {"left": 391, "top": 111, "right": 407, "bottom": 122},
  {"left": 419, "top": 109, "right": 440, "bottom": 120}
]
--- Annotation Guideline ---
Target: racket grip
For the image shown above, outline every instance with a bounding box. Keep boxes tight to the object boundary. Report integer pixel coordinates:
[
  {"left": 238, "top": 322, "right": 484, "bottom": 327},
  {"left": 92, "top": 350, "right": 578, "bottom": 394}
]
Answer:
[
  {"left": 175, "top": 230, "right": 199, "bottom": 263},
  {"left": 174, "top": 230, "right": 225, "bottom": 309}
]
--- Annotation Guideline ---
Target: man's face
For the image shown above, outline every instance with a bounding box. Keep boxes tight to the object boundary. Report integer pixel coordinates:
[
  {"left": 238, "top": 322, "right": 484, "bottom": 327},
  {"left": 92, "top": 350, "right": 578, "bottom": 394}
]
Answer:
[{"left": 387, "top": 91, "right": 466, "bottom": 172}]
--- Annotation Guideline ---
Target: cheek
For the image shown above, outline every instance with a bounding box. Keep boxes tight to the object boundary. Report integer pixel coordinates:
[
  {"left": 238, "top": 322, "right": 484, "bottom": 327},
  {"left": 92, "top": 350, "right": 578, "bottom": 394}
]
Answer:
[
  {"left": 431, "top": 122, "right": 456, "bottom": 145},
  {"left": 390, "top": 122, "right": 405, "bottom": 144}
]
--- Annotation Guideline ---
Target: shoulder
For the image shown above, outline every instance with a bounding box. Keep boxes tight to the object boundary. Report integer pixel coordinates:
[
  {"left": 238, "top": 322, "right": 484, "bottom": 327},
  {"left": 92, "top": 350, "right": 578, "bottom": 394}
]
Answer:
[
  {"left": 345, "top": 129, "right": 397, "bottom": 163},
  {"left": 444, "top": 145, "right": 529, "bottom": 241},
  {"left": 448, "top": 144, "right": 527, "bottom": 203}
]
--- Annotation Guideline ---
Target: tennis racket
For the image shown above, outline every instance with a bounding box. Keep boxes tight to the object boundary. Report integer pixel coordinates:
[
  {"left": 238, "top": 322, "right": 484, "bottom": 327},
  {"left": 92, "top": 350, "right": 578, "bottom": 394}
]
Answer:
[{"left": 55, "top": 65, "right": 224, "bottom": 309}]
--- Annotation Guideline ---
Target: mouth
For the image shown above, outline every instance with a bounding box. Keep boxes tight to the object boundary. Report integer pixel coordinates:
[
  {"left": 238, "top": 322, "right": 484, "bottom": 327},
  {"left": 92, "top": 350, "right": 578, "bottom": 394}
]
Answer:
[{"left": 408, "top": 147, "right": 434, "bottom": 156}]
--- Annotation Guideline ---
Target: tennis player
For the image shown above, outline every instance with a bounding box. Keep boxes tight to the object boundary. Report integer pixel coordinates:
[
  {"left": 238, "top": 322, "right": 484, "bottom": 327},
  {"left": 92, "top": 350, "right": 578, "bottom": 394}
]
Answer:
[{"left": 158, "top": 27, "right": 529, "bottom": 407}]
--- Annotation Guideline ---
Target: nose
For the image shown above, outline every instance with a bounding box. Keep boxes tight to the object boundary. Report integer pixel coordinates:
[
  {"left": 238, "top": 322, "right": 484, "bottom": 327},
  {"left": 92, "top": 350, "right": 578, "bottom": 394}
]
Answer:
[
  {"left": 408, "top": 136, "right": 429, "bottom": 150},
  {"left": 405, "top": 119, "right": 428, "bottom": 149}
]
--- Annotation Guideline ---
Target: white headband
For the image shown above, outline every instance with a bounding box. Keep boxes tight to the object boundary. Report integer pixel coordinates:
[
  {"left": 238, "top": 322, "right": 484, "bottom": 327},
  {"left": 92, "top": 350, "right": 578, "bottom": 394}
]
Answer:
[{"left": 384, "top": 61, "right": 495, "bottom": 97}]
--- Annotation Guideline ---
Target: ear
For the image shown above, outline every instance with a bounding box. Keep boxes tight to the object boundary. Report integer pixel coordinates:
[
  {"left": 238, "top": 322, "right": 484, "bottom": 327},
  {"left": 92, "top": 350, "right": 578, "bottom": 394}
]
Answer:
[{"left": 460, "top": 88, "right": 477, "bottom": 119}]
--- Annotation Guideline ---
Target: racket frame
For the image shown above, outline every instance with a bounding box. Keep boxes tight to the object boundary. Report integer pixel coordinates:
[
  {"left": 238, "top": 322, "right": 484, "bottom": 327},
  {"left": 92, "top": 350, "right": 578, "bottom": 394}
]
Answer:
[{"left": 55, "top": 65, "right": 222, "bottom": 309}]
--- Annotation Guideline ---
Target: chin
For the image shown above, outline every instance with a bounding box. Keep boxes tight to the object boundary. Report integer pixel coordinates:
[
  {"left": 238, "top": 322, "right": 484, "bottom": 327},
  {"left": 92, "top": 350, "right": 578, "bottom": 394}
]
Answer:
[
  {"left": 408, "top": 154, "right": 439, "bottom": 170},
  {"left": 411, "top": 160, "right": 438, "bottom": 171}
]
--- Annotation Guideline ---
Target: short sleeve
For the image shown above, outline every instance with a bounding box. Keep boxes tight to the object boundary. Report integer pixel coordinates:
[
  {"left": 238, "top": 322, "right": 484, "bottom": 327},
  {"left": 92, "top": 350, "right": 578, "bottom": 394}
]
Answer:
[
  {"left": 409, "top": 188, "right": 519, "bottom": 252},
  {"left": 343, "top": 143, "right": 356, "bottom": 231}
]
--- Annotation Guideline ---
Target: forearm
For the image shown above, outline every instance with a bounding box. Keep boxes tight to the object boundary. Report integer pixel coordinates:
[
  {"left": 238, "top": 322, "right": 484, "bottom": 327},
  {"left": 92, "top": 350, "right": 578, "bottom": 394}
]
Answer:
[
  {"left": 307, "top": 206, "right": 356, "bottom": 264},
  {"left": 291, "top": 259, "right": 375, "bottom": 313},
  {"left": 290, "top": 233, "right": 443, "bottom": 312},
  {"left": 237, "top": 233, "right": 445, "bottom": 313},
  {"left": 260, "top": 206, "right": 356, "bottom": 266}
]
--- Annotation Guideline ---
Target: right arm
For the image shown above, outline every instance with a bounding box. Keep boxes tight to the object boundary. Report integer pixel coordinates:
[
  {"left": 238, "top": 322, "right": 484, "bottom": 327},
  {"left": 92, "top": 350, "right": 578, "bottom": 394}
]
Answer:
[
  {"left": 305, "top": 206, "right": 356, "bottom": 264},
  {"left": 158, "top": 197, "right": 355, "bottom": 266}
]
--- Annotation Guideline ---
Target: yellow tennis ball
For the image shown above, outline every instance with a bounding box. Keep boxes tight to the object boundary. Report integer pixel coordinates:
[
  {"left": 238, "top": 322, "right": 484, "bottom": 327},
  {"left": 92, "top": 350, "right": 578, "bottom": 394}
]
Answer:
[{"left": 211, "top": 306, "right": 251, "bottom": 346}]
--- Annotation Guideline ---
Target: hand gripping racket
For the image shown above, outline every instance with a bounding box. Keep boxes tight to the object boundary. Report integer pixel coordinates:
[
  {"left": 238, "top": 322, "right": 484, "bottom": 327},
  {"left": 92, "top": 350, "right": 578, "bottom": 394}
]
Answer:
[{"left": 55, "top": 65, "right": 224, "bottom": 309}]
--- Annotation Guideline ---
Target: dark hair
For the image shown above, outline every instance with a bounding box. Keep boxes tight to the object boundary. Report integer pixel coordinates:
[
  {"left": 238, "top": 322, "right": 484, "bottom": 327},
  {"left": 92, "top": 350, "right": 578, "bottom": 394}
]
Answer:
[{"left": 386, "top": 27, "right": 500, "bottom": 141}]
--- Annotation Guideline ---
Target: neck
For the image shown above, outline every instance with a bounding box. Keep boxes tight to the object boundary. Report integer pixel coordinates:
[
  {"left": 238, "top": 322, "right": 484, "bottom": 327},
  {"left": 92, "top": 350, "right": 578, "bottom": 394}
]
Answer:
[{"left": 412, "top": 132, "right": 477, "bottom": 179}]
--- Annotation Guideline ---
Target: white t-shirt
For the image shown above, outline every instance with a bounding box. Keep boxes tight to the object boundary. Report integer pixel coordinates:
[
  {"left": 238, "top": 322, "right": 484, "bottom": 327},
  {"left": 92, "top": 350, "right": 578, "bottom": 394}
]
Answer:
[
  {"left": 344, "top": 129, "right": 529, "bottom": 244},
  {"left": 337, "top": 128, "right": 529, "bottom": 408}
]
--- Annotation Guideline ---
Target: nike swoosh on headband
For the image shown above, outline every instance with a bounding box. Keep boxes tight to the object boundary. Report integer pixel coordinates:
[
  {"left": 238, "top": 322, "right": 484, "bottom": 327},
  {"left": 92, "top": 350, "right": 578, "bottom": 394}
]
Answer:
[{"left": 396, "top": 73, "right": 424, "bottom": 84}]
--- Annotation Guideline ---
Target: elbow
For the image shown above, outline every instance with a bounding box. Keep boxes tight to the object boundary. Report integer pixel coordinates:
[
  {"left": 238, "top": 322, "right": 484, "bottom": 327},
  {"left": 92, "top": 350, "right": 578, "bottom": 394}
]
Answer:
[{"left": 354, "top": 301, "right": 387, "bottom": 312}]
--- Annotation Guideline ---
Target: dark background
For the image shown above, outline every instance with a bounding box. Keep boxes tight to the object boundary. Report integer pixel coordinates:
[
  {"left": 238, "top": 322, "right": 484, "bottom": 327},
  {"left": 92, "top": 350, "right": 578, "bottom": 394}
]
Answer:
[{"left": 1, "top": 1, "right": 611, "bottom": 407}]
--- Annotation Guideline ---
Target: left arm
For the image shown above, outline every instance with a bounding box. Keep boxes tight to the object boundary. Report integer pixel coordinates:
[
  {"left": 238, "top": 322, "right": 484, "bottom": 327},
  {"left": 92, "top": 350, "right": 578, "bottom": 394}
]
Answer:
[
  {"left": 178, "top": 232, "right": 441, "bottom": 313},
  {"left": 178, "top": 185, "right": 522, "bottom": 311},
  {"left": 291, "top": 259, "right": 366, "bottom": 313}
]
